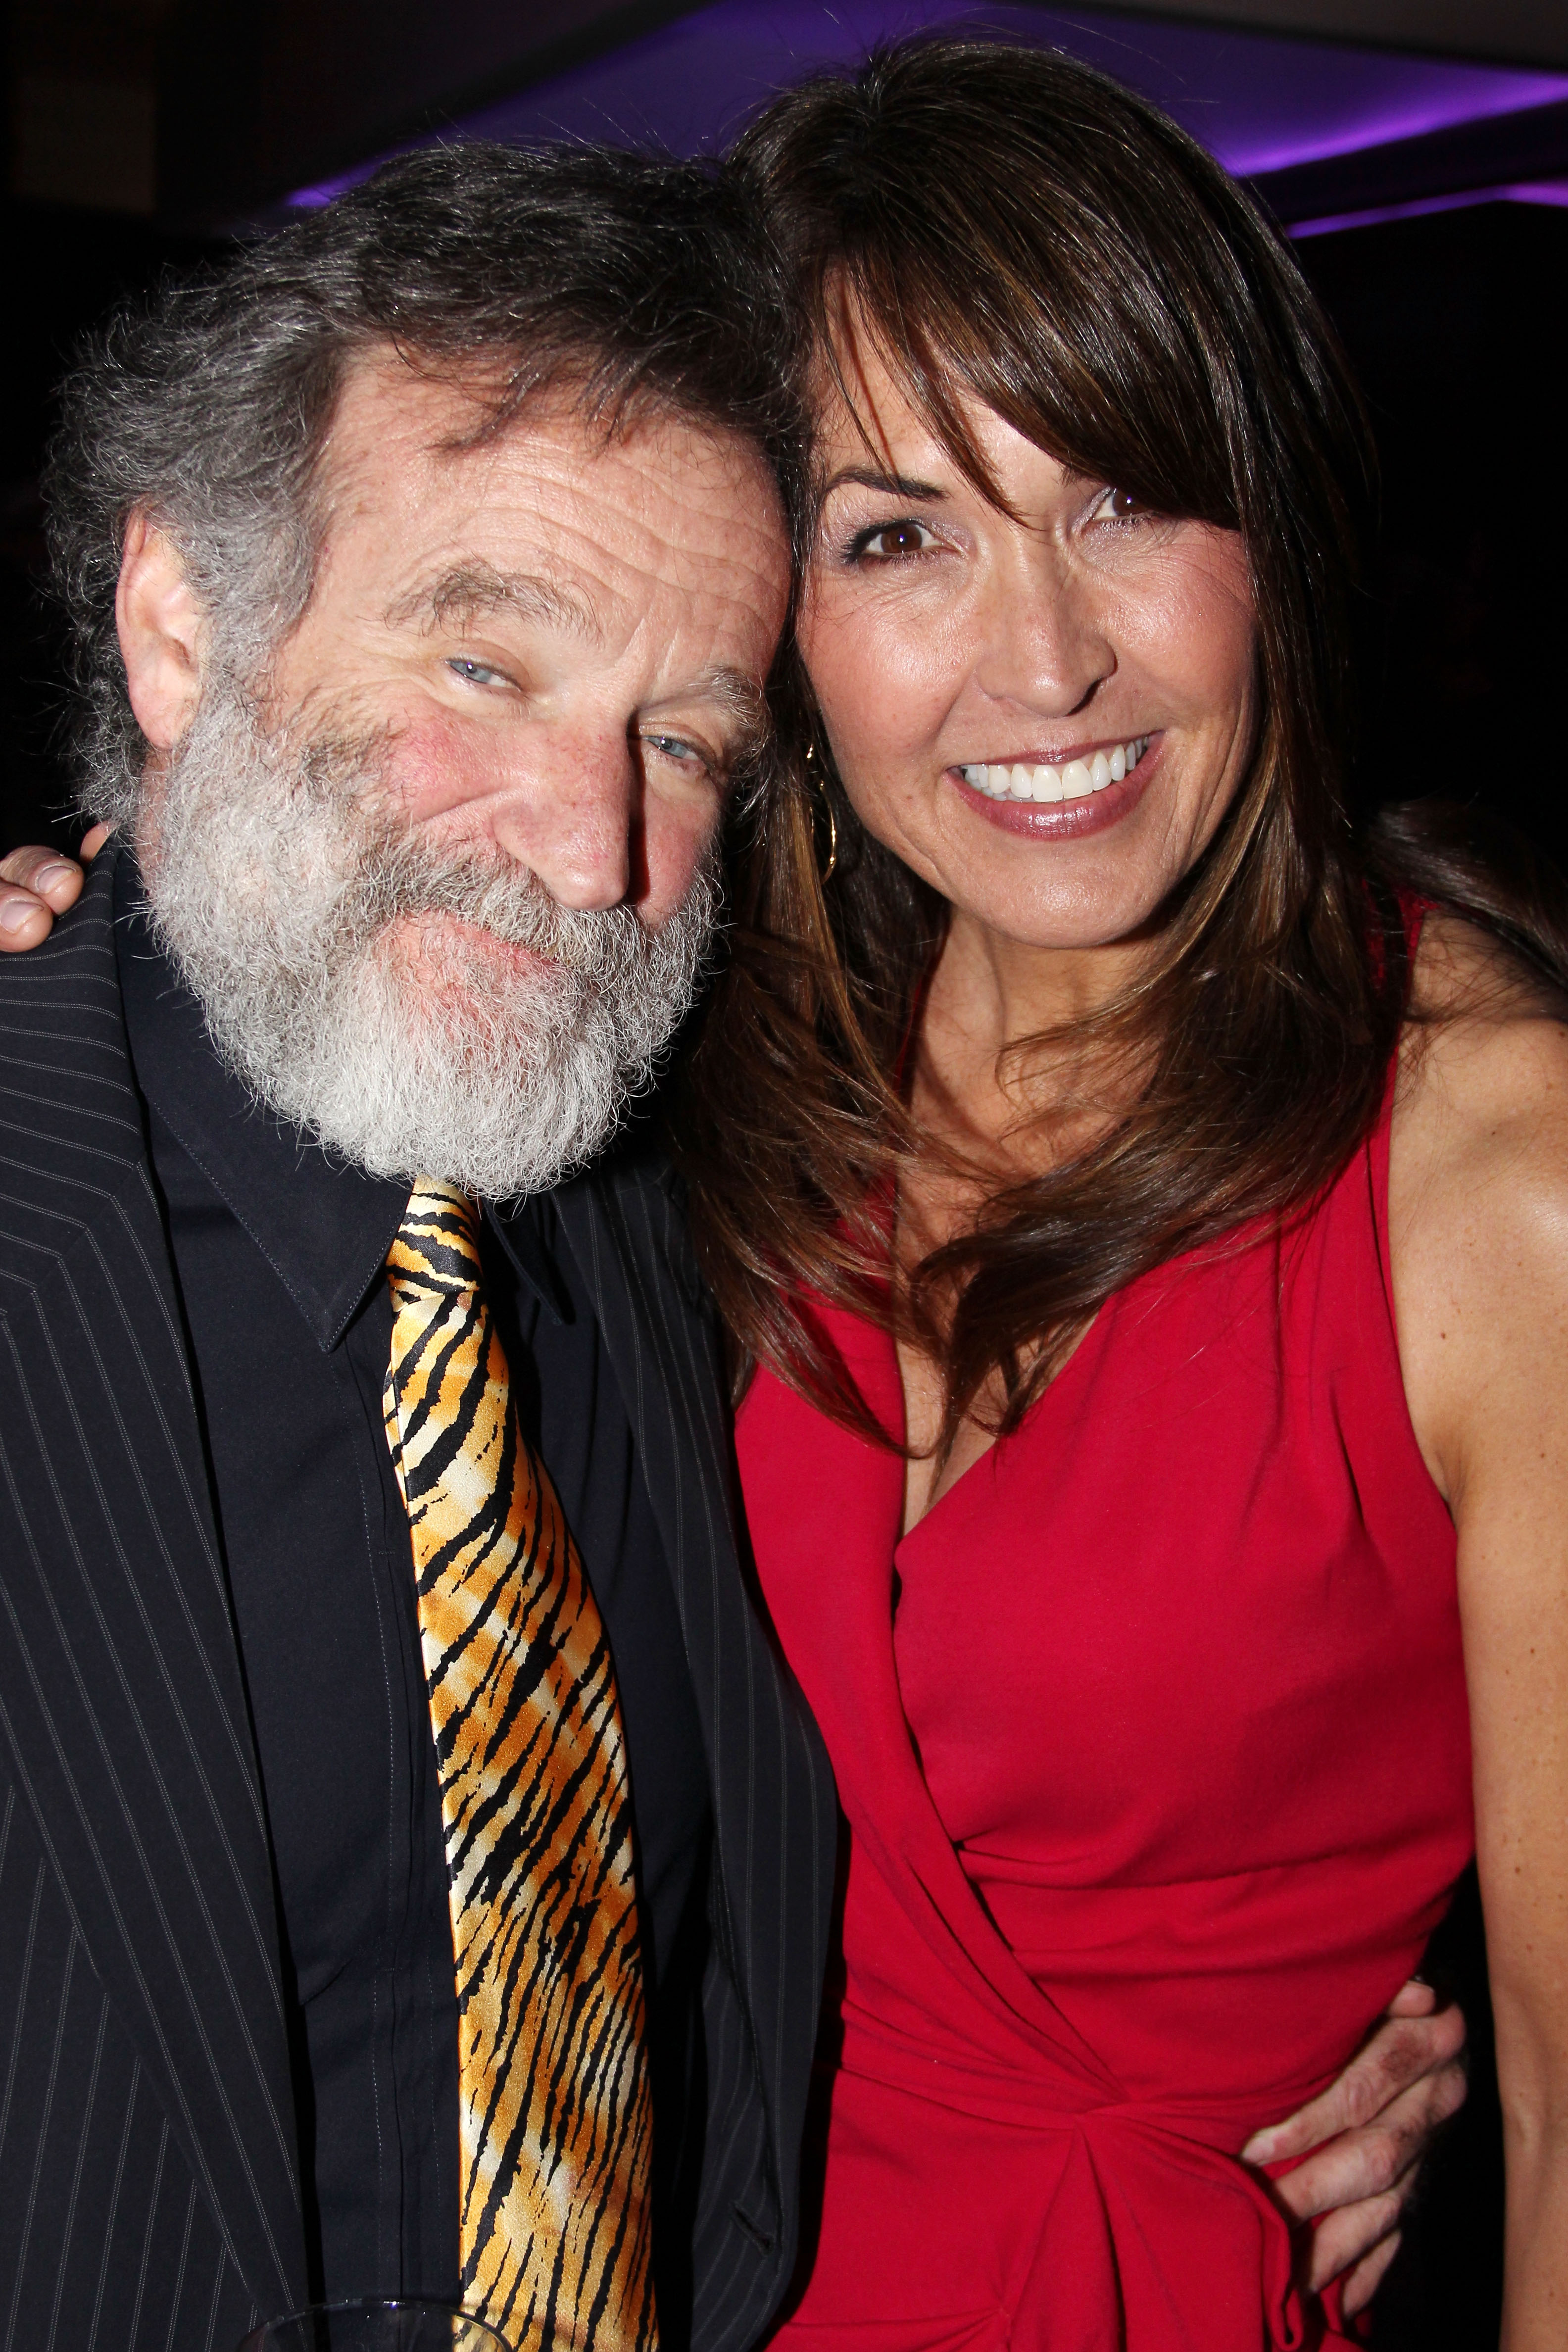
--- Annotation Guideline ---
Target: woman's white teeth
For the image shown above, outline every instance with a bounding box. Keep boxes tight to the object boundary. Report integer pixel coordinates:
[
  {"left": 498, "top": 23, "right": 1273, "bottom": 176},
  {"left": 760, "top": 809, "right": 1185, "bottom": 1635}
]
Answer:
[{"left": 959, "top": 737, "right": 1151, "bottom": 803}]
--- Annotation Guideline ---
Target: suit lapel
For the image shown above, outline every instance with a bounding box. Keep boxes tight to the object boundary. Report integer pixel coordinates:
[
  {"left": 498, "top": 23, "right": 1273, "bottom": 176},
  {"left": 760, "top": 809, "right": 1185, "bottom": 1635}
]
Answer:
[
  {"left": 0, "top": 852, "right": 306, "bottom": 2316},
  {"left": 553, "top": 1137, "right": 836, "bottom": 2226}
]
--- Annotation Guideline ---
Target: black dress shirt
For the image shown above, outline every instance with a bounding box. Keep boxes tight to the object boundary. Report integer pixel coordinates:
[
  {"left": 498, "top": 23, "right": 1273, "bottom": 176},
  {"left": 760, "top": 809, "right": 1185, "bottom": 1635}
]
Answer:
[{"left": 114, "top": 864, "right": 711, "bottom": 2307}]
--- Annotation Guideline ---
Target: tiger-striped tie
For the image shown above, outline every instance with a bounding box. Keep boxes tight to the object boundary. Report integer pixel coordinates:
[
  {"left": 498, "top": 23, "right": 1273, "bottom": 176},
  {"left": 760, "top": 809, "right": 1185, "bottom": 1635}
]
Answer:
[{"left": 382, "top": 1181, "right": 656, "bottom": 2352}]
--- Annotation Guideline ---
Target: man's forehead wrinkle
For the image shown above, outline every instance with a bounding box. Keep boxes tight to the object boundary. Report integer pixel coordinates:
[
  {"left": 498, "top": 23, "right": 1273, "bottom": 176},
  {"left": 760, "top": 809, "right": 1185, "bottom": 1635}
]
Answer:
[
  {"left": 619, "top": 590, "right": 771, "bottom": 714},
  {"left": 313, "top": 365, "right": 785, "bottom": 718},
  {"left": 384, "top": 561, "right": 601, "bottom": 640}
]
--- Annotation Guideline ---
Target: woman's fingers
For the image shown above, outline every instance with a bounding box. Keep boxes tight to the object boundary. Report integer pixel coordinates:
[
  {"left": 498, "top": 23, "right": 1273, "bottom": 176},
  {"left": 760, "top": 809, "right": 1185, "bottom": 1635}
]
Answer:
[
  {"left": 1241, "top": 1984, "right": 1466, "bottom": 2165},
  {"left": 0, "top": 844, "right": 87, "bottom": 950}
]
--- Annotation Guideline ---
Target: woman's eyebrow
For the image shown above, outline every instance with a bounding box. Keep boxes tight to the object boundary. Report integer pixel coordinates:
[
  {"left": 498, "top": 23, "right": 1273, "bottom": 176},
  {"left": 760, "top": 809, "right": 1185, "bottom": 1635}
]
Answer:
[{"left": 819, "top": 465, "right": 947, "bottom": 501}]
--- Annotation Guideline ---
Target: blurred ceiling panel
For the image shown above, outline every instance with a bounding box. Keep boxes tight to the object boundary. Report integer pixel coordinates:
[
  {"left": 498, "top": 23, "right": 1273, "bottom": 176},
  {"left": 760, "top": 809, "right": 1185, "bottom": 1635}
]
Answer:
[
  {"left": 428, "top": 1, "right": 1568, "bottom": 182},
  {"left": 1087, "top": 0, "right": 1568, "bottom": 65},
  {"left": 144, "top": 0, "right": 1568, "bottom": 229}
]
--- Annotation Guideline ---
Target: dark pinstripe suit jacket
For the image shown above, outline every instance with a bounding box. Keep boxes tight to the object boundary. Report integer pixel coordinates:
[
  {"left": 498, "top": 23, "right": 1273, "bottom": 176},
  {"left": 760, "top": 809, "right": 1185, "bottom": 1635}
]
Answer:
[{"left": 0, "top": 852, "right": 836, "bottom": 2352}]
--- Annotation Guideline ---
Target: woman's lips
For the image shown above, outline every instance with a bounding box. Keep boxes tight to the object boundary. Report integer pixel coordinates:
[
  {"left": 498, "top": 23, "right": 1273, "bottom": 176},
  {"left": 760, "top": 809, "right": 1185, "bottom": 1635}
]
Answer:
[{"left": 949, "top": 736, "right": 1163, "bottom": 840}]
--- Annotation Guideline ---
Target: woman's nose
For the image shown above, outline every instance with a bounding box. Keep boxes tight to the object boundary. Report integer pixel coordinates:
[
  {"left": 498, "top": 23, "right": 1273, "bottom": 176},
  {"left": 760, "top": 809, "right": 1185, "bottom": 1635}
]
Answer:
[{"left": 970, "top": 548, "right": 1116, "bottom": 715}]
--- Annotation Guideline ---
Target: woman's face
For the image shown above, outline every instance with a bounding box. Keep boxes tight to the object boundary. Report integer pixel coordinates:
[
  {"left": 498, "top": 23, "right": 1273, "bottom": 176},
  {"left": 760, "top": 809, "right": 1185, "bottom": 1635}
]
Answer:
[{"left": 799, "top": 340, "right": 1260, "bottom": 957}]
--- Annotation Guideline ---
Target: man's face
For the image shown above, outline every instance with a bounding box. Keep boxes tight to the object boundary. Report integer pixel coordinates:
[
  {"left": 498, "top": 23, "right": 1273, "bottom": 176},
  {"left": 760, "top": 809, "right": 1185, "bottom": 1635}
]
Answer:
[
  {"left": 119, "top": 354, "right": 791, "bottom": 1197},
  {"left": 271, "top": 352, "right": 789, "bottom": 950}
]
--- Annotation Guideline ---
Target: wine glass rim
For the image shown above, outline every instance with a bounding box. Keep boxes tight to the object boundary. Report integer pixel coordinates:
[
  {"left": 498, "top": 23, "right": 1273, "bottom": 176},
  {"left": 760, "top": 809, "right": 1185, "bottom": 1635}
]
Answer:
[{"left": 244, "top": 2298, "right": 511, "bottom": 2348}]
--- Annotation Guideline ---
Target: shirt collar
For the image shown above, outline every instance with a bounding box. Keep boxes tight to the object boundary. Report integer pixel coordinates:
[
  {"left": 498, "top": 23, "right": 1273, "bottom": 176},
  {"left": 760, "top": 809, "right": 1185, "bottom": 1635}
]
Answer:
[
  {"left": 113, "top": 847, "right": 569, "bottom": 1348},
  {"left": 487, "top": 1192, "right": 573, "bottom": 1326}
]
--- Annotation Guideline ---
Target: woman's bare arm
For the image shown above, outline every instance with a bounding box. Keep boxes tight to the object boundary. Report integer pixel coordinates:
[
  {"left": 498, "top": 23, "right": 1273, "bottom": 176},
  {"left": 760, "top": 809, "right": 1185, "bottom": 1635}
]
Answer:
[{"left": 1393, "top": 918, "right": 1568, "bottom": 2350}]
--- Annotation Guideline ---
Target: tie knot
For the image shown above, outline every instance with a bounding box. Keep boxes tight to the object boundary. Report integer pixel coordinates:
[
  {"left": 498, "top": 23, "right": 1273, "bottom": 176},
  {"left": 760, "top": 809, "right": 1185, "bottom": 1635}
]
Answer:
[{"left": 388, "top": 1178, "right": 483, "bottom": 1295}]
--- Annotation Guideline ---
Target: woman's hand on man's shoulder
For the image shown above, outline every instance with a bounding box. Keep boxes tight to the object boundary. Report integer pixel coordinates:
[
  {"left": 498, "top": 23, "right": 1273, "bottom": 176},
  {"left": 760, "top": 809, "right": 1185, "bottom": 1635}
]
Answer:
[{"left": 0, "top": 831, "right": 107, "bottom": 950}]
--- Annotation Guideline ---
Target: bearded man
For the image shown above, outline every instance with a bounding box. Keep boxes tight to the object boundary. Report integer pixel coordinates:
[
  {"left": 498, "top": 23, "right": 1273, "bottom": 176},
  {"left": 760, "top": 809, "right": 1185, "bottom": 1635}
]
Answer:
[
  {"left": 0, "top": 144, "right": 829, "bottom": 2352},
  {"left": 0, "top": 129, "right": 1473, "bottom": 2352}
]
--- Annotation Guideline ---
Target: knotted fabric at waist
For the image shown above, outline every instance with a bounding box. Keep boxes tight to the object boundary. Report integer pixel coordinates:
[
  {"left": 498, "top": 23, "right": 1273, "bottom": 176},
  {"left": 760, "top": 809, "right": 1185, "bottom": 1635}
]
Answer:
[{"left": 823, "top": 2007, "right": 1318, "bottom": 2352}]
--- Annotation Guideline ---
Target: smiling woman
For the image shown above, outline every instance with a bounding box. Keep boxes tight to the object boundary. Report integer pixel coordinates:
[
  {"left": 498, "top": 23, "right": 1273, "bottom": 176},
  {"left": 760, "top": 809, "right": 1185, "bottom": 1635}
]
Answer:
[
  {"left": 801, "top": 369, "right": 1260, "bottom": 970},
  {"left": 692, "top": 39, "right": 1388, "bottom": 1440},
  {"left": 668, "top": 35, "right": 1568, "bottom": 2352}
]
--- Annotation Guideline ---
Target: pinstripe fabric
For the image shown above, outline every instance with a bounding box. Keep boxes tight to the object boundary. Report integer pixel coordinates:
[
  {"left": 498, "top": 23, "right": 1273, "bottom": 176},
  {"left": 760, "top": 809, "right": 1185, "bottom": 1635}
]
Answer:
[
  {"left": 554, "top": 1152, "right": 837, "bottom": 2352},
  {"left": 0, "top": 851, "right": 306, "bottom": 2346},
  {"left": 0, "top": 1781, "right": 256, "bottom": 2352},
  {"left": 0, "top": 849, "right": 835, "bottom": 2352},
  {"left": 385, "top": 1184, "right": 655, "bottom": 2349}
]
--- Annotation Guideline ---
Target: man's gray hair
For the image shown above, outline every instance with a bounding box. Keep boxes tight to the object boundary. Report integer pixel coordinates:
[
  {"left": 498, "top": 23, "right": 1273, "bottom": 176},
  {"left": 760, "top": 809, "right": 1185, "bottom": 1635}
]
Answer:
[{"left": 44, "top": 140, "right": 803, "bottom": 827}]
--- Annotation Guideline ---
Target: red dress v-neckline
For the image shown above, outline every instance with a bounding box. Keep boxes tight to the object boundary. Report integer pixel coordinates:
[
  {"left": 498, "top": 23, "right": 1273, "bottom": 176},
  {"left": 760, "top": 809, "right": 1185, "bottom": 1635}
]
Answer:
[{"left": 818, "top": 1302, "right": 1124, "bottom": 2086}]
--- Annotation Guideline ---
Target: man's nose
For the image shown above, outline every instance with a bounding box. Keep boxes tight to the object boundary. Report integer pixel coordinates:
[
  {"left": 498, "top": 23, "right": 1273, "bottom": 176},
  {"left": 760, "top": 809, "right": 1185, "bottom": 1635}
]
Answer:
[{"left": 488, "top": 734, "right": 642, "bottom": 911}]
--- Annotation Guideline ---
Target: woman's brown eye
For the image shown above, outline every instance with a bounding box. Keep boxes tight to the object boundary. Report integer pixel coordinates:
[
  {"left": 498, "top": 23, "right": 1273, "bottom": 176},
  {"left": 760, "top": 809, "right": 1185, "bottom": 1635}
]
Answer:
[
  {"left": 863, "top": 521, "right": 929, "bottom": 558},
  {"left": 1105, "top": 486, "right": 1140, "bottom": 518}
]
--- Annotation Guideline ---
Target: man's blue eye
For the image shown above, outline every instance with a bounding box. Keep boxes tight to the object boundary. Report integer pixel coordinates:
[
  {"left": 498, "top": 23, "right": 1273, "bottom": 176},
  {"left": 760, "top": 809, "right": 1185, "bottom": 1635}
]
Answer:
[{"left": 447, "top": 658, "right": 502, "bottom": 686}]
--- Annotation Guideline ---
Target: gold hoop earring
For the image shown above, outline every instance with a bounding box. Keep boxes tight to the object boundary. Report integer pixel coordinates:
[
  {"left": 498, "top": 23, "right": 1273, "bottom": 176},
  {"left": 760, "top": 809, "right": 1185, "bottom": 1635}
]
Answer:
[{"left": 805, "top": 739, "right": 838, "bottom": 883}]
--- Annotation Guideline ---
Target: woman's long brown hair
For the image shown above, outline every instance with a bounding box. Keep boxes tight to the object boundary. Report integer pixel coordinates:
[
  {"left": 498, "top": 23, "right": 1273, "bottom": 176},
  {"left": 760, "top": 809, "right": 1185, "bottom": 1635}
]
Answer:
[{"left": 673, "top": 36, "right": 1568, "bottom": 1452}]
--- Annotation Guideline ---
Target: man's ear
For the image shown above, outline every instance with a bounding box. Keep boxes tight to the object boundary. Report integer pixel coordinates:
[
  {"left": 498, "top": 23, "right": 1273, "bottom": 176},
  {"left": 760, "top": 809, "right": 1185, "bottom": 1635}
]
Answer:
[{"left": 116, "top": 512, "right": 205, "bottom": 748}]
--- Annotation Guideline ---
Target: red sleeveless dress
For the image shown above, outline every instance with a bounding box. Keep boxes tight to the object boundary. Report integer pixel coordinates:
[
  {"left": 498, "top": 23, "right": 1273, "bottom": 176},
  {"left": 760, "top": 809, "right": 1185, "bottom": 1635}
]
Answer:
[{"left": 735, "top": 1080, "right": 1472, "bottom": 2352}]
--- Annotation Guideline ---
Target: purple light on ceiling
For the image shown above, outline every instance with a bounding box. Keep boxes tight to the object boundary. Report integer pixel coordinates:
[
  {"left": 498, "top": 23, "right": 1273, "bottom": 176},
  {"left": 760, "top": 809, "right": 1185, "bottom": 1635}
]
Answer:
[
  {"left": 286, "top": 0, "right": 1568, "bottom": 209},
  {"left": 1290, "top": 176, "right": 1568, "bottom": 237}
]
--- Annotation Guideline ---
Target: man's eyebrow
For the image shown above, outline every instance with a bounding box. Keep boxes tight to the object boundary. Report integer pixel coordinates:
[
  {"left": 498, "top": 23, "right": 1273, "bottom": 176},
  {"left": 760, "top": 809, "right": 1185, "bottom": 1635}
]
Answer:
[
  {"left": 818, "top": 465, "right": 947, "bottom": 502},
  {"left": 385, "top": 562, "right": 600, "bottom": 639},
  {"left": 686, "top": 665, "right": 772, "bottom": 756}
]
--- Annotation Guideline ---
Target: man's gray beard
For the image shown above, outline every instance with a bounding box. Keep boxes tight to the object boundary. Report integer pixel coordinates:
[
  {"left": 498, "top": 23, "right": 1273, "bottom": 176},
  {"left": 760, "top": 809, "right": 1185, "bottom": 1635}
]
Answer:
[{"left": 132, "top": 674, "right": 721, "bottom": 1198}]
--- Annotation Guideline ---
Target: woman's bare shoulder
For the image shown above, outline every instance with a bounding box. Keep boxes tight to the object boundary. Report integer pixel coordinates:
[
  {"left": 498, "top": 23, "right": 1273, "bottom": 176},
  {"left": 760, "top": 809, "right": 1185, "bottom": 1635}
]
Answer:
[
  {"left": 1397, "top": 909, "right": 1568, "bottom": 1161},
  {"left": 1389, "top": 909, "right": 1568, "bottom": 1502}
]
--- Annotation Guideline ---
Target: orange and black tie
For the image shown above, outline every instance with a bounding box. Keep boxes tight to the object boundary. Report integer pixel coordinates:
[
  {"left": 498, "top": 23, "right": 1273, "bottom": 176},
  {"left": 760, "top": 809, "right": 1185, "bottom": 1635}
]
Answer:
[{"left": 383, "top": 1180, "right": 656, "bottom": 2352}]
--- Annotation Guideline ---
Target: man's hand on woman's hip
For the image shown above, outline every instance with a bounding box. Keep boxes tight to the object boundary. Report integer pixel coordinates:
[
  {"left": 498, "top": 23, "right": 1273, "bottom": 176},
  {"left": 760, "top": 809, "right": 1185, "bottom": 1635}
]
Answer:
[{"left": 1243, "top": 1977, "right": 1469, "bottom": 2314}]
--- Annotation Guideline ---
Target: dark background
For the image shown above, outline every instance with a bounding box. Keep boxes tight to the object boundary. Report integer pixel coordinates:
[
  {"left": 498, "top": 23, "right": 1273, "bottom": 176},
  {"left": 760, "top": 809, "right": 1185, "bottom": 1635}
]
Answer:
[{"left": 4, "top": 7, "right": 1564, "bottom": 2343}]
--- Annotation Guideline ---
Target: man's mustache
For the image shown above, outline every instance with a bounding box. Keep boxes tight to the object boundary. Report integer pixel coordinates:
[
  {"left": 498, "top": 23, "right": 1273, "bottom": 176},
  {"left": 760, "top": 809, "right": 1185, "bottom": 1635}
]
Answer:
[{"left": 347, "top": 834, "right": 661, "bottom": 974}]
